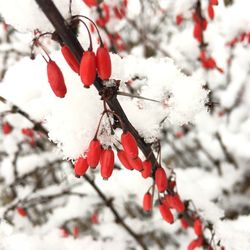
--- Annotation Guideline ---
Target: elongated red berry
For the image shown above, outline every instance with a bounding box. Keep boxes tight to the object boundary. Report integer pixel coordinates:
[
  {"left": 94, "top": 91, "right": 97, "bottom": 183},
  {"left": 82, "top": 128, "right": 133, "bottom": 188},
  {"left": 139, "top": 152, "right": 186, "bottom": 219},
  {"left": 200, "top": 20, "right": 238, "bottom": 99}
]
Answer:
[
  {"left": 208, "top": 4, "right": 214, "bottom": 20},
  {"left": 155, "top": 167, "right": 168, "bottom": 192},
  {"left": 47, "top": 60, "right": 67, "bottom": 98},
  {"left": 16, "top": 207, "right": 27, "bottom": 217},
  {"left": 159, "top": 203, "right": 174, "bottom": 224},
  {"left": 121, "top": 131, "right": 138, "bottom": 159},
  {"left": 73, "top": 226, "right": 79, "bottom": 238},
  {"left": 61, "top": 45, "right": 80, "bottom": 74},
  {"left": 82, "top": 0, "right": 97, "bottom": 7},
  {"left": 176, "top": 14, "right": 183, "bottom": 25},
  {"left": 74, "top": 157, "right": 89, "bottom": 177},
  {"left": 21, "top": 128, "right": 34, "bottom": 137},
  {"left": 127, "top": 156, "right": 143, "bottom": 171},
  {"left": 117, "top": 150, "right": 133, "bottom": 170},
  {"left": 96, "top": 46, "right": 111, "bottom": 80},
  {"left": 80, "top": 51, "right": 96, "bottom": 88},
  {"left": 165, "top": 194, "right": 185, "bottom": 213},
  {"left": 180, "top": 218, "right": 189, "bottom": 229},
  {"left": 87, "top": 139, "right": 101, "bottom": 168},
  {"left": 143, "top": 192, "right": 152, "bottom": 212},
  {"left": 2, "top": 122, "right": 12, "bottom": 135},
  {"left": 100, "top": 147, "right": 114, "bottom": 179},
  {"left": 187, "top": 237, "right": 203, "bottom": 250},
  {"left": 193, "top": 23, "right": 202, "bottom": 43},
  {"left": 194, "top": 218, "right": 203, "bottom": 236},
  {"left": 141, "top": 160, "right": 152, "bottom": 178},
  {"left": 210, "top": 0, "right": 218, "bottom": 5}
]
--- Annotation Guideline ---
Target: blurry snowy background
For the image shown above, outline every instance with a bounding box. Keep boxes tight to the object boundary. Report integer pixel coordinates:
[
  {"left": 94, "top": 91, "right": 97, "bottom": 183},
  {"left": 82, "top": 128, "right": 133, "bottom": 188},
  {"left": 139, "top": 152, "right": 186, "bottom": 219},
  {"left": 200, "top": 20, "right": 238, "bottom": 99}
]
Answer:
[{"left": 0, "top": 0, "right": 249, "bottom": 249}]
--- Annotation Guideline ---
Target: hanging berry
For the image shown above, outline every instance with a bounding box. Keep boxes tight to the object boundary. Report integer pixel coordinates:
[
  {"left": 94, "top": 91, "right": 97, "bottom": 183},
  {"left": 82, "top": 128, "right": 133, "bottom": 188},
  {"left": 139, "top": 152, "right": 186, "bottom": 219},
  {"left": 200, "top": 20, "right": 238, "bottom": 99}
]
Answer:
[
  {"left": 73, "top": 226, "right": 79, "bottom": 238},
  {"left": 193, "top": 218, "right": 203, "bottom": 236},
  {"left": 127, "top": 156, "right": 143, "bottom": 171},
  {"left": 143, "top": 192, "right": 152, "bottom": 212},
  {"left": 141, "top": 160, "right": 152, "bottom": 178},
  {"left": 187, "top": 237, "right": 203, "bottom": 250},
  {"left": 117, "top": 150, "right": 133, "bottom": 170},
  {"left": 159, "top": 203, "right": 174, "bottom": 224},
  {"left": 155, "top": 167, "right": 168, "bottom": 192},
  {"left": 74, "top": 157, "right": 89, "bottom": 177},
  {"left": 80, "top": 51, "right": 97, "bottom": 88},
  {"left": 87, "top": 139, "right": 101, "bottom": 168},
  {"left": 121, "top": 131, "right": 138, "bottom": 159},
  {"left": 164, "top": 194, "right": 185, "bottom": 213},
  {"left": 2, "top": 122, "right": 12, "bottom": 135},
  {"left": 82, "top": 0, "right": 97, "bottom": 7},
  {"left": 208, "top": 4, "right": 214, "bottom": 20},
  {"left": 176, "top": 14, "right": 183, "bottom": 26},
  {"left": 96, "top": 46, "right": 111, "bottom": 80},
  {"left": 180, "top": 217, "right": 189, "bottom": 229},
  {"left": 16, "top": 207, "right": 27, "bottom": 217},
  {"left": 100, "top": 147, "right": 114, "bottom": 179},
  {"left": 47, "top": 60, "right": 67, "bottom": 98},
  {"left": 61, "top": 45, "right": 80, "bottom": 74}
]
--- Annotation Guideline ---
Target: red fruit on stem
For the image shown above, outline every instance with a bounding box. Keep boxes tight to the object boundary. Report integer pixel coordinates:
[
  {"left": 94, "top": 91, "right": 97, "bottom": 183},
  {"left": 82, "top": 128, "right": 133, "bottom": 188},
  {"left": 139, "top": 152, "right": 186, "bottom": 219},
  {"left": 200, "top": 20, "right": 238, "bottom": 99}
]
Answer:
[
  {"left": 193, "top": 23, "right": 202, "bottom": 43},
  {"left": 74, "top": 157, "right": 89, "bottom": 177},
  {"left": 73, "top": 226, "right": 79, "bottom": 238},
  {"left": 165, "top": 194, "right": 185, "bottom": 213},
  {"left": 2, "top": 122, "right": 12, "bottom": 135},
  {"left": 143, "top": 192, "right": 152, "bottom": 212},
  {"left": 80, "top": 51, "right": 96, "bottom": 88},
  {"left": 194, "top": 218, "right": 203, "bottom": 236},
  {"left": 61, "top": 45, "right": 80, "bottom": 74},
  {"left": 141, "top": 160, "right": 152, "bottom": 178},
  {"left": 100, "top": 147, "right": 114, "bottom": 179},
  {"left": 210, "top": 0, "right": 218, "bottom": 5},
  {"left": 127, "top": 156, "right": 143, "bottom": 171},
  {"left": 60, "top": 228, "right": 69, "bottom": 238},
  {"left": 117, "top": 150, "right": 133, "bottom": 170},
  {"left": 96, "top": 46, "right": 111, "bottom": 80},
  {"left": 187, "top": 237, "right": 203, "bottom": 250},
  {"left": 121, "top": 131, "right": 138, "bottom": 159},
  {"left": 114, "top": 6, "right": 126, "bottom": 19},
  {"left": 180, "top": 218, "right": 189, "bottom": 229},
  {"left": 201, "top": 18, "right": 208, "bottom": 30},
  {"left": 87, "top": 139, "right": 101, "bottom": 168},
  {"left": 96, "top": 4, "right": 110, "bottom": 27},
  {"left": 21, "top": 128, "right": 34, "bottom": 137},
  {"left": 82, "top": 0, "right": 97, "bottom": 7},
  {"left": 208, "top": 4, "right": 214, "bottom": 20},
  {"left": 16, "top": 207, "right": 27, "bottom": 217},
  {"left": 159, "top": 203, "right": 174, "bottom": 224},
  {"left": 155, "top": 167, "right": 168, "bottom": 192},
  {"left": 176, "top": 14, "right": 183, "bottom": 25},
  {"left": 47, "top": 60, "right": 67, "bottom": 98},
  {"left": 91, "top": 213, "right": 99, "bottom": 224}
]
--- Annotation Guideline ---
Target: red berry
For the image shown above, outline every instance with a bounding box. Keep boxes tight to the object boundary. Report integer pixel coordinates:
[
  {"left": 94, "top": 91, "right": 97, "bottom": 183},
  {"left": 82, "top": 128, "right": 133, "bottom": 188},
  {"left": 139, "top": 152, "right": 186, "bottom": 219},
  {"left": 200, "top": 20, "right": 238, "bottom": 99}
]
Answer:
[
  {"left": 210, "top": 0, "right": 218, "bottom": 5},
  {"left": 117, "top": 150, "right": 133, "bottom": 170},
  {"left": 208, "top": 4, "right": 214, "bottom": 20},
  {"left": 47, "top": 60, "right": 67, "bottom": 98},
  {"left": 165, "top": 194, "right": 185, "bottom": 213},
  {"left": 74, "top": 157, "right": 89, "bottom": 177},
  {"left": 82, "top": 0, "right": 97, "bottom": 7},
  {"left": 61, "top": 45, "right": 80, "bottom": 74},
  {"left": 96, "top": 46, "right": 111, "bottom": 80},
  {"left": 114, "top": 6, "right": 126, "bottom": 19},
  {"left": 176, "top": 14, "right": 183, "bottom": 25},
  {"left": 127, "top": 156, "right": 143, "bottom": 171},
  {"left": 100, "top": 147, "right": 114, "bottom": 179},
  {"left": 91, "top": 213, "right": 99, "bottom": 224},
  {"left": 2, "top": 122, "right": 12, "bottom": 135},
  {"left": 60, "top": 228, "right": 69, "bottom": 238},
  {"left": 193, "top": 23, "right": 202, "bottom": 43},
  {"left": 87, "top": 139, "right": 101, "bottom": 168},
  {"left": 159, "top": 203, "right": 174, "bottom": 224},
  {"left": 80, "top": 51, "right": 96, "bottom": 88},
  {"left": 121, "top": 131, "right": 138, "bottom": 159},
  {"left": 180, "top": 218, "right": 189, "bottom": 229},
  {"left": 155, "top": 167, "right": 168, "bottom": 192},
  {"left": 141, "top": 160, "right": 152, "bottom": 178},
  {"left": 188, "top": 237, "right": 203, "bottom": 250},
  {"left": 194, "top": 218, "right": 203, "bottom": 236},
  {"left": 16, "top": 207, "right": 27, "bottom": 217},
  {"left": 73, "top": 226, "right": 79, "bottom": 238},
  {"left": 143, "top": 192, "right": 152, "bottom": 212},
  {"left": 96, "top": 4, "right": 110, "bottom": 27},
  {"left": 21, "top": 128, "right": 34, "bottom": 137}
]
